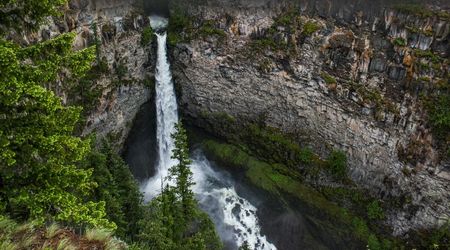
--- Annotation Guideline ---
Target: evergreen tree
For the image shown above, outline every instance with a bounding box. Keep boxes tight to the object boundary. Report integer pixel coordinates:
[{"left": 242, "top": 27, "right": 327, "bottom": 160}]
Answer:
[
  {"left": 0, "top": 0, "right": 113, "bottom": 229},
  {"left": 137, "top": 122, "right": 222, "bottom": 249},
  {"left": 82, "top": 140, "right": 144, "bottom": 240},
  {"left": 168, "top": 122, "right": 196, "bottom": 230}
]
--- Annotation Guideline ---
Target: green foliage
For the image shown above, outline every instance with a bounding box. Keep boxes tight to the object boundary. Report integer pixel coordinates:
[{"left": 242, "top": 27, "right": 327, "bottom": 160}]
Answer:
[
  {"left": 70, "top": 58, "right": 108, "bottom": 117},
  {"left": 302, "top": 21, "right": 321, "bottom": 36},
  {"left": 250, "top": 38, "right": 282, "bottom": 53},
  {"left": 393, "top": 37, "right": 406, "bottom": 47},
  {"left": 168, "top": 9, "right": 193, "bottom": 45},
  {"left": 423, "top": 83, "right": 450, "bottom": 157},
  {"left": 140, "top": 27, "right": 154, "bottom": 46},
  {"left": 199, "top": 20, "right": 227, "bottom": 38},
  {"left": 81, "top": 141, "right": 143, "bottom": 241},
  {"left": 393, "top": 4, "right": 435, "bottom": 18},
  {"left": 366, "top": 201, "right": 384, "bottom": 220},
  {"left": 273, "top": 9, "right": 300, "bottom": 27},
  {"left": 414, "top": 50, "right": 443, "bottom": 64},
  {"left": 115, "top": 62, "right": 128, "bottom": 80},
  {"left": 352, "top": 217, "right": 370, "bottom": 239},
  {"left": 239, "top": 241, "right": 251, "bottom": 250},
  {"left": 168, "top": 123, "right": 196, "bottom": 223},
  {"left": 137, "top": 123, "right": 222, "bottom": 249},
  {"left": 0, "top": 34, "right": 113, "bottom": 229},
  {"left": 0, "top": 0, "right": 67, "bottom": 34},
  {"left": 326, "top": 150, "right": 348, "bottom": 179},
  {"left": 321, "top": 71, "right": 337, "bottom": 85},
  {"left": 367, "top": 234, "right": 381, "bottom": 250},
  {"left": 242, "top": 124, "right": 315, "bottom": 168}
]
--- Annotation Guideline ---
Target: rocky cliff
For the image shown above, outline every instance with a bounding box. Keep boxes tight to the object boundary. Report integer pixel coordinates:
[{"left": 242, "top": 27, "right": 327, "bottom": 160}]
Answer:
[
  {"left": 171, "top": 0, "right": 450, "bottom": 236},
  {"left": 26, "top": 0, "right": 155, "bottom": 150}
]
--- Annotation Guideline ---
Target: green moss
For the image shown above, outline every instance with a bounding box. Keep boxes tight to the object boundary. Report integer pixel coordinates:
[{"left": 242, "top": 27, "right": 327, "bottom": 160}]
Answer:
[
  {"left": 199, "top": 20, "right": 227, "bottom": 38},
  {"left": 392, "top": 37, "right": 406, "bottom": 47},
  {"left": 366, "top": 201, "right": 384, "bottom": 220},
  {"left": 273, "top": 9, "right": 300, "bottom": 27},
  {"left": 326, "top": 150, "right": 348, "bottom": 180},
  {"left": 249, "top": 38, "right": 283, "bottom": 54},
  {"left": 414, "top": 49, "right": 443, "bottom": 64},
  {"left": 320, "top": 71, "right": 337, "bottom": 85},
  {"left": 302, "top": 21, "right": 321, "bottom": 36},
  {"left": 353, "top": 84, "right": 399, "bottom": 117},
  {"left": 201, "top": 139, "right": 394, "bottom": 245}
]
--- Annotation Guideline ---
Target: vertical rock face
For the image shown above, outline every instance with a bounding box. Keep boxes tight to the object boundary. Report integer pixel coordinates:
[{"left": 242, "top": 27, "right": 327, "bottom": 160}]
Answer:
[
  {"left": 33, "top": 0, "right": 155, "bottom": 150},
  {"left": 171, "top": 0, "right": 449, "bottom": 235}
]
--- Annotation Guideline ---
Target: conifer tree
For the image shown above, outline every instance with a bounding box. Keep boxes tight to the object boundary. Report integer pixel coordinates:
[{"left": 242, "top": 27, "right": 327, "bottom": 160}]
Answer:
[
  {"left": 137, "top": 122, "right": 223, "bottom": 249},
  {"left": 168, "top": 122, "right": 196, "bottom": 223},
  {"left": 0, "top": 0, "right": 113, "bottom": 229}
]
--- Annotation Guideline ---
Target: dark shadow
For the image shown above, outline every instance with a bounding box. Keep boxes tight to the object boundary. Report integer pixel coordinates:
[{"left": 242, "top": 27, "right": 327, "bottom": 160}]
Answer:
[
  {"left": 122, "top": 100, "right": 157, "bottom": 182},
  {"left": 144, "top": 0, "right": 169, "bottom": 17}
]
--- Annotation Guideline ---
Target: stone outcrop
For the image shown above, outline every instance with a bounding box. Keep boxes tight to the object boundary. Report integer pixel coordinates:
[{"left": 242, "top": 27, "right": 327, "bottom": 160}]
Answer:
[
  {"left": 171, "top": 0, "right": 449, "bottom": 236},
  {"left": 34, "top": 0, "right": 155, "bottom": 150}
]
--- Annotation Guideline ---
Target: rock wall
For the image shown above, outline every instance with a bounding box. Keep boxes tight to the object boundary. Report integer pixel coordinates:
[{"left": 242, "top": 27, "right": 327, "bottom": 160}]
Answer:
[
  {"left": 171, "top": 0, "right": 450, "bottom": 235},
  {"left": 33, "top": 0, "right": 155, "bottom": 150}
]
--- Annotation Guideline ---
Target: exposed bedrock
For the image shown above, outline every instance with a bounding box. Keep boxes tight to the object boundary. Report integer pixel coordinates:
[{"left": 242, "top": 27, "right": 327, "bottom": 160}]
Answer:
[{"left": 171, "top": 0, "right": 450, "bottom": 236}]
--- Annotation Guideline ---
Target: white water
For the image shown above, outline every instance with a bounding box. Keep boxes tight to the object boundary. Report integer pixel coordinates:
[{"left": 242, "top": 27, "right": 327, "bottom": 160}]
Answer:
[{"left": 142, "top": 17, "right": 276, "bottom": 250}]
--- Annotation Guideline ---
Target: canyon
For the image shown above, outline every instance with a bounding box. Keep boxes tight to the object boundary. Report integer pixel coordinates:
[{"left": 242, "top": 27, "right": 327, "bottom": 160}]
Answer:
[{"left": 34, "top": 0, "right": 450, "bottom": 245}]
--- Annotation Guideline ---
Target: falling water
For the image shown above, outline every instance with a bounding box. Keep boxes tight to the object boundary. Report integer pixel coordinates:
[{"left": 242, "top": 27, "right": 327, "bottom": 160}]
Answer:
[{"left": 142, "top": 16, "right": 276, "bottom": 250}]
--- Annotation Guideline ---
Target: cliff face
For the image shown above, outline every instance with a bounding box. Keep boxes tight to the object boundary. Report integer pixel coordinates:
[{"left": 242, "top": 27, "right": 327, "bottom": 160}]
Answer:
[
  {"left": 30, "top": 0, "right": 155, "bottom": 150},
  {"left": 171, "top": 0, "right": 449, "bottom": 235}
]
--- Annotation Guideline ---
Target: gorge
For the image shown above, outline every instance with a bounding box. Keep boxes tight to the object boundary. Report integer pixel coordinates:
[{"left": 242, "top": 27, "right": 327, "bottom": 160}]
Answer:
[{"left": 0, "top": 0, "right": 449, "bottom": 249}]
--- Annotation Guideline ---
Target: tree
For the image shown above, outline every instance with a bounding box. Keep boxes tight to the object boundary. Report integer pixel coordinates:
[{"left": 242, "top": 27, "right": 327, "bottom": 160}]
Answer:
[
  {"left": 82, "top": 140, "right": 144, "bottom": 240},
  {"left": 0, "top": 0, "right": 67, "bottom": 34},
  {"left": 0, "top": 0, "right": 114, "bottom": 229},
  {"left": 137, "top": 122, "right": 222, "bottom": 249},
  {"left": 168, "top": 122, "right": 196, "bottom": 224}
]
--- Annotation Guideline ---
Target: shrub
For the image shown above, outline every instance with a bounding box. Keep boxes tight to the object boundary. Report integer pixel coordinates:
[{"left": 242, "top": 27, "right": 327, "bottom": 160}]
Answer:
[
  {"left": 326, "top": 150, "right": 347, "bottom": 179},
  {"left": 321, "top": 71, "right": 337, "bottom": 85},
  {"left": 393, "top": 37, "right": 406, "bottom": 47},
  {"left": 303, "top": 21, "right": 321, "bottom": 36},
  {"left": 367, "top": 201, "right": 385, "bottom": 220},
  {"left": 367, "top": 234, "right": 381, "bottom": 250},
  {"left": 199, "top": 20, "right": 226, "bottom": 38},
  {"left": 140, "top": 27, "right": 153, "bottom": 46}
]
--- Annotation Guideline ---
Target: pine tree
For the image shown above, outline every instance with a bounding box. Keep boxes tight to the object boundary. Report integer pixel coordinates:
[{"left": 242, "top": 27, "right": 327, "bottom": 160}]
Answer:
[
  {"left": 137, "top": 122, "right": 223, "bottom": 249},
  {"left": 0, "top": 0, "right": 114, "bottom": 229},
  {"left": 168, "top": 122, "right": 196, "bottom": 225}
]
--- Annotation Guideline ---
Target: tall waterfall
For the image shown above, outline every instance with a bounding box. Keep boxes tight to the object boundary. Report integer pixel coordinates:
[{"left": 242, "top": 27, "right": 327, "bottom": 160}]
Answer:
[
  {"left": 143, "top": 32, "right": 178, "bottom": 197},
  {"left": 143, "top": 16, "right": 276, "bottom": 250}
]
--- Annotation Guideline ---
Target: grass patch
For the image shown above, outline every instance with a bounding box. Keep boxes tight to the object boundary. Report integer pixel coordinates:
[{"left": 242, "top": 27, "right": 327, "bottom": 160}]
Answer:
[
  {"left": 326, "top": 150, "right": 348, "bottom": 180},
  {"left": 199, "top": 20, "right": 227, "bottom": 38},
  {"left": 321, "top": 71, "right": 337, "bottom": 85},
  {"left": 302, "top": 21, "right": 321, "bottom": 36},
  {"left": 414, "top": 50, "right": 443, "bottom": 64},
  {"left": 392, "top": 37, "right": 406, "bottom": 47}
]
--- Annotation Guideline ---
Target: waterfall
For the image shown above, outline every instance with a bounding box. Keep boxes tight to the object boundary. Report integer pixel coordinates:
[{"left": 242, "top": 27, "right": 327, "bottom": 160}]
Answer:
[
  {"left": 143, "top": 32, "right": 179, "bottom": 197},
  {"left": 143, "top": 16, "right": 276, "bottom": 250}
]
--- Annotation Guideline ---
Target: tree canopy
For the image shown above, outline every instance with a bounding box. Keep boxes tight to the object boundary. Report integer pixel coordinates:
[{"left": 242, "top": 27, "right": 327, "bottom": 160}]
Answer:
[
  {"left": 0, "top": 0, "right": 114, "bottom": 229},
  {"left": 137, "top": 122, "right": 223, "bottom": 249}
]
